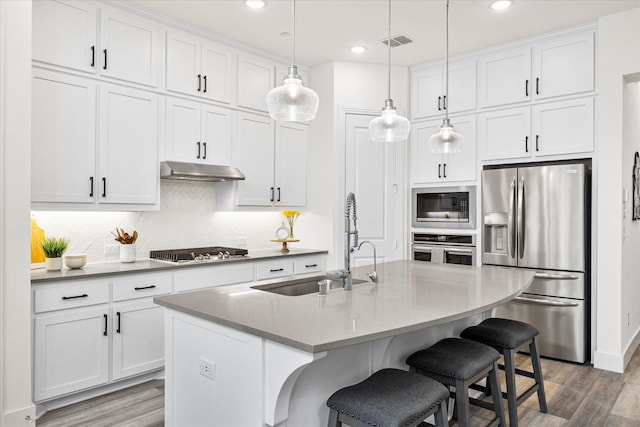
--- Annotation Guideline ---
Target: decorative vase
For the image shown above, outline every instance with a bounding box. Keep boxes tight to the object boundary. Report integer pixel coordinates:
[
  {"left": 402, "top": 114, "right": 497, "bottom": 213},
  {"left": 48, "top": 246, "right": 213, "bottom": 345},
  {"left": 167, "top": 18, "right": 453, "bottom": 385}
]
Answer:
[
  {"left": 275, "top": 222, "right": 289, "bottom": 240},
  {"left": 288, "top": 224, "right": 295, "bottom": 239},
  {"left": 120, "top": 244, "right": 136, "bottom": 263},
  {"left": 45, "top": 257, "right": 63, "bottom": 271}
]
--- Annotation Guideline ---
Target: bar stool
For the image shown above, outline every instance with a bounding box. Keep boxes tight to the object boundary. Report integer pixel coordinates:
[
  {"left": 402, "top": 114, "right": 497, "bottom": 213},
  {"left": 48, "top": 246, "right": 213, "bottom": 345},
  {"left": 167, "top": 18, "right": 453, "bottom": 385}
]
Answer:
[
  {"left": 461, "top": 318, "right": 547, "bottom": 427},
  {"left": 405, "top": 338, "right": 506, "bottom": 427},
  {"left": 326, "top": 368, "right": 449, "bottom": 427}
]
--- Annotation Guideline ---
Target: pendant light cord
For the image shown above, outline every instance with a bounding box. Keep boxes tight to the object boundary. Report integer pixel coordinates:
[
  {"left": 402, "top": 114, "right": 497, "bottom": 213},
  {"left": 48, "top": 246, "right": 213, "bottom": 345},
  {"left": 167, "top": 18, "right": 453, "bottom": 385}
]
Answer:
[
  {"left": 444, "top": 0, "right": 450, "bottom": 121},
  {"left": 291, "top": 0, "right": 296, "bottom": 67},
  {"left": 387, "top": 0, "right": 391, "bottom": 101}
]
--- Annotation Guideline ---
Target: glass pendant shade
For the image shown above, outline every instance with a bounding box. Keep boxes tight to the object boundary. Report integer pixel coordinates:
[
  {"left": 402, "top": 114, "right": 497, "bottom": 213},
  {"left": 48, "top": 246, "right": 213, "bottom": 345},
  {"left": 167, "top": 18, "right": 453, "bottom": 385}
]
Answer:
[
  {"left": 266, "top": 71, "right": 319, "bottom": 122},
  {"left": 369, "top": 104, "right": 411, "bottom": 142},
  {"left": 429, "top": 119, "right": 464, "bottom": 153}
]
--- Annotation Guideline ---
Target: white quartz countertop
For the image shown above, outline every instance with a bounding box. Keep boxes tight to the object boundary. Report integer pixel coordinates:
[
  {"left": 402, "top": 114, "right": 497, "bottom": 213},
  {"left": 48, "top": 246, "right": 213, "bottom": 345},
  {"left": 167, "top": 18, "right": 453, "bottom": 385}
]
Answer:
[{"left": 154, "top": 260, "right": 535, "bottom": 353}]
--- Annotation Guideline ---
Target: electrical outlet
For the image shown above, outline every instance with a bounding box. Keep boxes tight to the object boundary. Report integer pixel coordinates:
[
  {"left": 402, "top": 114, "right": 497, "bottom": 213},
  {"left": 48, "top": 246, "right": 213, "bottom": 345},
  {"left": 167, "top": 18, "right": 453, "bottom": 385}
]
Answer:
[
  {"left": 104, "top": 245, "right": 120, "bottom": 256},
  {"left": 199, "top": 358, "right": 216, "bottom": 380}
]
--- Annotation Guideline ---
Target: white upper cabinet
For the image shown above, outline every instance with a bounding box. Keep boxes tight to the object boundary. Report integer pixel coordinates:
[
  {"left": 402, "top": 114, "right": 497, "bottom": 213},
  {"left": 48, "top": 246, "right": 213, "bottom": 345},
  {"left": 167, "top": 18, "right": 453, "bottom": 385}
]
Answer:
[
  {"left": 411, "top": 59, "right": 476, "bottom": 121},
  {"left": 165, "top": 97, "right": 234, "bottom": 165},
  {"left": 478, "top": 107, "right": 532, "bottom": 160},
  {"left": 166, "top": 29, "right": 236, "bottom": 104},
  {"left": 410, "top": 115, "right": 477, "bottom": 184},
  {"left": 99, "top": 6, "right": 161, "bottom": 87},
  {"left": 478, "top": 47, "right": 532, "bottom": 108},
  {"left": 32, "top": 0, "right": 161, "bottom": 87},
  {"left": 275, "top": 122, "right": 308, "bottom": 206},
  {"left": 33, "top": 0, "right": 97, "bottom": 73},
  {"left": 237, "top": 54, "right": 275, "bottom": 112}
]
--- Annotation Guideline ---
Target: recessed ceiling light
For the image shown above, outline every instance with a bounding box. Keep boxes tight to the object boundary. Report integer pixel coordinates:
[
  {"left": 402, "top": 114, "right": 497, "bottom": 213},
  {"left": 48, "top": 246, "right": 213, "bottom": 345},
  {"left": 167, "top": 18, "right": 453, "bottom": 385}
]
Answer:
[
  {"left": 491, "top": 0, "right": 512, "bottom": 10},
  {"left": 245, "top": 0, "right": 265, "bottom": 9},
  {"left": 350, "top": 46, "right": 367, "bottom": 54}
]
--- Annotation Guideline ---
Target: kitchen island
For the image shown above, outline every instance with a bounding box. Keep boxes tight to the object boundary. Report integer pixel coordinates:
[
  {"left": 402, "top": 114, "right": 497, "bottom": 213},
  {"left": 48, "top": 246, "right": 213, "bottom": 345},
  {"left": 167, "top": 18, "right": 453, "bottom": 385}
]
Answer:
[{"left": 154, "top": 260, "right": 534, "bottom": 427}]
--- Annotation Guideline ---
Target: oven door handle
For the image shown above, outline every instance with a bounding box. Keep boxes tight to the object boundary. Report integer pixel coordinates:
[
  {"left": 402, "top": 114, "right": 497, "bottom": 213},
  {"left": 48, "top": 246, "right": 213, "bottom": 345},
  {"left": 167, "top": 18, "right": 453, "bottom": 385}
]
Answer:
[
  {"left": 443, "top": 248, "right": 473, "bottom": 255},
  {"left": 412, "top": 245, "right": 434, "bottom": 252},
  {"left": 534, "top": 272, "right": 579, "bottom": 280},
  {"left": 514, "top": 296, "right": 580, "bottom": 307}
]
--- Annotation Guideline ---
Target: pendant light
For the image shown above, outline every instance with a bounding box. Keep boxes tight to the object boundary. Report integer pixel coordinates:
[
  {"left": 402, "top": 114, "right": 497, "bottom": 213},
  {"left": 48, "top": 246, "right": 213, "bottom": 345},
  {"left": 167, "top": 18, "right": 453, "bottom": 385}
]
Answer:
[
  {"left": 266, "top": 0, "right": 319, "bottom": 122},
  {"left": 429, "top": 0, "right": 464, "bottom": 153},
  {"left": 368, "top": 0, "right": 410, "bottom": 142}
]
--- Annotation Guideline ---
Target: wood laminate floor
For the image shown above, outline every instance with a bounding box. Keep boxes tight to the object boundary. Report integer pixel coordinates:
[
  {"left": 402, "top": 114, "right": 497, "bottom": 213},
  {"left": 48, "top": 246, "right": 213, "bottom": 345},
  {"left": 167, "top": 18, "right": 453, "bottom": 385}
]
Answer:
[{"left": 36, "top": 346, "right": 640, "bottom": 426}]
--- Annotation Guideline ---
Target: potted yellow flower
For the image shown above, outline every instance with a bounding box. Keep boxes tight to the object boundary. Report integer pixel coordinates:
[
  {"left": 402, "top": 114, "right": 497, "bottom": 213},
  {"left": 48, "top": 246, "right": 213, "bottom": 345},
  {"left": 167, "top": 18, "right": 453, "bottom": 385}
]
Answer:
[{"left": 282, "top": 210, "right": 301, "bottom": 239}]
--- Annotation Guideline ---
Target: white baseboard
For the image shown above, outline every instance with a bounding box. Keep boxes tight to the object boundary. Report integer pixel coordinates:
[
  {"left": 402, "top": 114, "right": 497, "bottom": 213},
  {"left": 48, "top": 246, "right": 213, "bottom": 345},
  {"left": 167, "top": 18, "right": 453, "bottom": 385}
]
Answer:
[
  {"left": 3, "top": 405, "right": 36, "bottom": 427},
  {"left": 623, "top": 326, "right": 640, "bottom": 369},
  {"left": 593, "top": 350, "right": 624, "bottom": 373}
]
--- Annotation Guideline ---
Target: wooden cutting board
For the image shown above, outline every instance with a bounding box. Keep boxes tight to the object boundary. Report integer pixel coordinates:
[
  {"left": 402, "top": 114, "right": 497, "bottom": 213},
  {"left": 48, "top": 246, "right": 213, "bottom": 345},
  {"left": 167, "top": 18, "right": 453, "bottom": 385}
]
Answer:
[{"left": 31, "top": 216, "right": 46, "bottom": 264}]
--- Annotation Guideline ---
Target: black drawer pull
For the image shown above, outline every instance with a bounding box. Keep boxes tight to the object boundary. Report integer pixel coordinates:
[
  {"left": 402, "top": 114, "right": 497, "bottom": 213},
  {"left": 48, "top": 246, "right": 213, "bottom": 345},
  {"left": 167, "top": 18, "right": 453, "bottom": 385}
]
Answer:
[
  {"left": 305, "top": 264, "right": 318, "bottom": 268},
  {"left": 536, "top": 134, "right": 539, "bottom": 152},
  {"left": 525, "top": 79, "right": 529, "bottom": 97},
  {"left": 443, "top": 163, "right": 447, "bottom": 178},
  {"left": 443, "top": 95, "right": 447, "bottom": 110},
  {"left": 203, "top": 75, "right": 207, "bottom": 93},
  {"left": 90, "top": 45, "right": 95, "bottom": 67},
  {"left": 536, "top": 77, "right": 539, "bottom": 95},
  {"left": 525, "top": 136, "right": 529, "bottom": 152},
  {"left": 103, "top": 314, "right": 108, "bottom": 336},
  {"left": 116, "top": 311, "right": 121, "bottom": 334},
  {"left": 197, "top": 141, "right": 201, "bottom": 159},
  {"left": 197, "top": 74, "right": 202, "bottom": 92},
  {"left": 437, "top": 96, "right": 442, "bottom": 111},
  {"left": 270, "top": 268, "right": 284, "bottom": 272},
  {"left": 270, "top": 187, "right": 274, "bottom": 202},
  {"left": 438, "top": 164, "right": 442, "bottom": 179},
  {"left": 62, "top": 294, "right": 88, "bottom": 300},
  {"left": 102, "top": 177, "right": 106, "bottom": 197},
  {"left": 203, "top": 142, "right": 207, "bottom": 160},
  {"left": 134, "top": 285, "right": 157, "bottom": 291},
  {"left": 277, "top": 187, "right": 281, "bottom": 202},
  {"left": 103, "top": 49, "right": 107, "bottom": 70},
  {"left": 89, "top": 176, "right": 94, "bottom": 197}
]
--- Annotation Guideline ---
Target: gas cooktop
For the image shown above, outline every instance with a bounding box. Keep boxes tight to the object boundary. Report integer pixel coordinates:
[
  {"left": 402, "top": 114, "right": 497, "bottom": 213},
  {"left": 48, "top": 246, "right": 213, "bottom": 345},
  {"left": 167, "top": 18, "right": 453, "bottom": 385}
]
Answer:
[{"left": 149, "top": 246, "right": 248, "bottom": 263}]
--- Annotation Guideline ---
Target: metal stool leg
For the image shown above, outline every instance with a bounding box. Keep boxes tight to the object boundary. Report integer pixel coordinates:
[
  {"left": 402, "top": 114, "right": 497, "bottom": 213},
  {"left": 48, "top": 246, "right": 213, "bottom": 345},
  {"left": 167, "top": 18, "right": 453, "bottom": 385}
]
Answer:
[
  {"left": 529, "top": 337, "right": 548, "bottom": 413},
  {"left": 503, "top": 349, "right": 519, "bottom": 427}
]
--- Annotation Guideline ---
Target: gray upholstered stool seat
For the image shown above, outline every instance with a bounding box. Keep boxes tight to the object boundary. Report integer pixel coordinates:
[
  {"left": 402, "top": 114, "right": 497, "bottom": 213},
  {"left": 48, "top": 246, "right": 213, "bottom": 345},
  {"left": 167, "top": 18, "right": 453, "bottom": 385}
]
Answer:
[
  {"left": 326, "top": 368, "right": 449, "bottom": 427},
  {"left": 406, "top": 338, "right": 506, "bottom": 427},
  {"left": 461, "top": 318, "right": 547, "bottom": 427}
]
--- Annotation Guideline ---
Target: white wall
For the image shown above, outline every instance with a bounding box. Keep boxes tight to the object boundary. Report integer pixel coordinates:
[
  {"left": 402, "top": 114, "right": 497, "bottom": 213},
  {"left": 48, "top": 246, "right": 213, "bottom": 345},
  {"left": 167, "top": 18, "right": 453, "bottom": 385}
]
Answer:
[
  {"left": 595, "top": 7, "right": 640, "bottom": 372},
  {"left": 0, "top": 1, "right": 36, "bottom": 424}
]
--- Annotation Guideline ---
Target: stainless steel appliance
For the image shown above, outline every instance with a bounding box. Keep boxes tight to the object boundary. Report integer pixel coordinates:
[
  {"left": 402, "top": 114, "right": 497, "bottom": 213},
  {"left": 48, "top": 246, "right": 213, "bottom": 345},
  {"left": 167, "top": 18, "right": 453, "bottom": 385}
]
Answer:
[
  {"left": 150, "top": 246, "right": 248, "bottom": 264},
  {"left": 412, "top": 233, "right": 476, "bottom": 265},
  {"left": 412, "top": 186, "right": 476, "bottom": 229},
  {"left": 482, "top": 161, "right": 590, "bottom": 363}
]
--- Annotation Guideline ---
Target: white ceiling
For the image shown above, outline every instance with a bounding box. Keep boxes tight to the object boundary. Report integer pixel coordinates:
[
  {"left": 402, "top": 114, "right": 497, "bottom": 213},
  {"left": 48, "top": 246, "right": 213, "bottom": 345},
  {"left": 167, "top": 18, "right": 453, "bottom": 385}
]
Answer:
[{"left": 129, "top": 0, "right": 640, "bottom": 67}]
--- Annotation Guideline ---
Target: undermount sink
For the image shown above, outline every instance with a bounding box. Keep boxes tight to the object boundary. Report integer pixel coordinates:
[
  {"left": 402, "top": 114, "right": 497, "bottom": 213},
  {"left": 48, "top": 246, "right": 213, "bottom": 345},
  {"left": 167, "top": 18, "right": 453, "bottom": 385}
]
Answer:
[{"left": 251, "top": 275, "right": 368, "bottom": 296}]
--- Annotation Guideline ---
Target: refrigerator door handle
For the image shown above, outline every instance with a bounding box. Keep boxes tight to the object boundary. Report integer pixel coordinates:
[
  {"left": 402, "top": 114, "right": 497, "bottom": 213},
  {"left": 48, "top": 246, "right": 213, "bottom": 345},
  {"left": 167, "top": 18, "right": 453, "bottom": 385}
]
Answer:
[
  {"left": 515, "top": 296, "right": 580, "bottom": 307},
  {"left": 517, "top": 177, "right": 525, "bottom": 259},
  {"left": 534, "top": 272, "right": 580, "bottom": 280},
  {"left": 508, "top": 176, "right": 516, "bottom": 258}
]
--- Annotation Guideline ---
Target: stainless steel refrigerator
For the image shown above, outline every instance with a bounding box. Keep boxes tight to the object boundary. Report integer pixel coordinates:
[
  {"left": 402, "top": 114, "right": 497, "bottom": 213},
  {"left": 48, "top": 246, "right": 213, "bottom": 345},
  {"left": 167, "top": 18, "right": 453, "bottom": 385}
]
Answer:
[{"left": 482, "top": 162, "right": 590, "bottom": 363}]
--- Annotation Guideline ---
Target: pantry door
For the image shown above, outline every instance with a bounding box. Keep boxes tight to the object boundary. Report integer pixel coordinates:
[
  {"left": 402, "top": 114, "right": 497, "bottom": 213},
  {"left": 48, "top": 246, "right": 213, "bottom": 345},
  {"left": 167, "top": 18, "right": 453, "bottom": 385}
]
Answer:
[{"left": 339, "top": 108, "right": 406, "bottom": 268}]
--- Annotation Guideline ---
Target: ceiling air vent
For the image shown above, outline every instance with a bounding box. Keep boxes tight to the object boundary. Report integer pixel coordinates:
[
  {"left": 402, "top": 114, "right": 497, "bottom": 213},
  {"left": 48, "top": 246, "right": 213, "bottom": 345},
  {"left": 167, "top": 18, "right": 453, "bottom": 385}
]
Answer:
[{"left": 382, "top": 34, "right": 413, "bottom": 48}]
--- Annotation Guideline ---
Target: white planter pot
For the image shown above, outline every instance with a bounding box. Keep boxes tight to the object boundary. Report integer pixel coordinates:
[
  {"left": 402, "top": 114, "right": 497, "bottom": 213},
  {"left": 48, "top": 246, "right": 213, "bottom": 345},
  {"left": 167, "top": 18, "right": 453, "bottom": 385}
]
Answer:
[
  {"left": 120, "top": 244, "right": 136, "bottom": 263},
  {"left": 45, "top": 257, "right": 63, "bottom": 271}
]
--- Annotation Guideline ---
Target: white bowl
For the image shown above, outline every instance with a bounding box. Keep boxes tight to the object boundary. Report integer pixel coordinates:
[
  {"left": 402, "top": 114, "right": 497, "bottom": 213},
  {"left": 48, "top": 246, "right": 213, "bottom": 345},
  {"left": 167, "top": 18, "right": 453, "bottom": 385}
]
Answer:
[{"left": 63, "top": 254, "right": 87, "bottom": 269}]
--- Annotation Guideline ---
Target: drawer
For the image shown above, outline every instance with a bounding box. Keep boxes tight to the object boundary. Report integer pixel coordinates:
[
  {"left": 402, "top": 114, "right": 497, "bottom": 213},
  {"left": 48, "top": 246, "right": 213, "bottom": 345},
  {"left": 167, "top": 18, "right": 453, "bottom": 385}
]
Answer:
[
  {"left": 293, "top": 255, "right": 325, "bottom": 275},
  {"left": 174, "top": 263, "right": 254, "bottom": 292},
  {"left": 255, "top": 259, "right": 294, "bottom": 280},
  {"left": 112, "top": 273, "right": 172, "bottom": 302},
  {"left": 34, "top": 280, "right": 110, "bottom": 313}
]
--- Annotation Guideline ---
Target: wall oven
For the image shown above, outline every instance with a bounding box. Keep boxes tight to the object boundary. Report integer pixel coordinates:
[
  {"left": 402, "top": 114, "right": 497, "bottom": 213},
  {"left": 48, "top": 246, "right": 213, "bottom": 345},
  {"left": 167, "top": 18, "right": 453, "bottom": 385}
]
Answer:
[
  {"left": 412, "top": 233, "right": 476, "bottom": 266},
  {"left": 412, "top": 186, "right": 476, "bottom": 229}
]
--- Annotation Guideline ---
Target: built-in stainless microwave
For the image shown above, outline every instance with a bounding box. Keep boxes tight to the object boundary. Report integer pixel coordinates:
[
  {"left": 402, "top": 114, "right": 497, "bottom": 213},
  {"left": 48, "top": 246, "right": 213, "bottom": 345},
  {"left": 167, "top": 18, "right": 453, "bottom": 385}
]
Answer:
[{"left": 411, "top": 186, "right": 476, "bottom": 229}]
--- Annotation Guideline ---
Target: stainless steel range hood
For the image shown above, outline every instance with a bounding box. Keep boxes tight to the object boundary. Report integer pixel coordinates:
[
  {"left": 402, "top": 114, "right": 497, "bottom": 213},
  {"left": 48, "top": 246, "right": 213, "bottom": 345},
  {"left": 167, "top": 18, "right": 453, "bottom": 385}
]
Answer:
[{"left": 160, "top": 161, "right": 245, "bottom": 182}]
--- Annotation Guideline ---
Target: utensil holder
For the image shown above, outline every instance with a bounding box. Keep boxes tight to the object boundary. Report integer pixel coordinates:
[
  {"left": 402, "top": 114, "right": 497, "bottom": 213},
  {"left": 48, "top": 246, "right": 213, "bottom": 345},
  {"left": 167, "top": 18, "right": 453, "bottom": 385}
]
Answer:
[{"left": 120, "top": 244, "right": 136, "bottom": 263}]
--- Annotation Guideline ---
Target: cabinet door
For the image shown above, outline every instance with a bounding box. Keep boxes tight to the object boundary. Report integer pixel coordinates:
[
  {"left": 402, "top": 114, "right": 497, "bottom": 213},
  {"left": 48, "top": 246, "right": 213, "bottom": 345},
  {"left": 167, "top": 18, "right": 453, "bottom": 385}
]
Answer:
[
  {"left": 31, "top": 70, "right": 96, "bottom": 204},
  {"left": 478, "top": 47, "right": 532, "bottom": 108},
  {"left": 442, "top": 115, "right": 477, "bottom": 182},
  {"left": 411, "top": 66, "right": 443, "bottom": 120},
  {"left": 275, "top": 122, "right": 307, "bottom": 206},
  {"left": 201, "top": 104, "right": 234, "bottom": 166},
  {"left": 237, "top": 54, "right": 275, "bottom": 112},
  {"left": 533, "top": 32, "right": 595, "bottom": 100},
  {"left": 201, "top": 40, "right": 237, "bottom": 104},
  {"left": 112, "top": 300, "right": 164, "bottom": 380},
  {"left": 99, "top": 7, "right": 161, "bottom": 87},
  {"left": 34, "top": 306, "right": 109, "bottom": 401},
  {"left": 236, "top": 113, "right": 275, "bottom": 206},
  {"left": 447, "top": 60, "right": 477, "bottom": 114},
  {"left": 532, "top": 97, "right": 594, "bottom": 157},
  {"left": 165, "top": 97, "right": 201, "bottom": 163},
  {"left": 410, "top": 120, "right": 443, "bottom": 184},
  {"left": 166, "top": 29, "right": 201, "bottom": 96},
  {"left": 478, "top": 107, "right": 531, "bottom": 161},
  {"left": 32, "top": 0, "right": 97, "bottom": 73},
  {"left": 98, "top": 85, "right": 158, "bottom": 205}
]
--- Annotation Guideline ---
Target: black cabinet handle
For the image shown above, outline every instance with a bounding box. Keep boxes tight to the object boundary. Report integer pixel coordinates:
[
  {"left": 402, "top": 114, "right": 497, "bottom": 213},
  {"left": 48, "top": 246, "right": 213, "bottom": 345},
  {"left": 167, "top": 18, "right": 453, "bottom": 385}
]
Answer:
[
  {"left": 116, "top": 311, "right": 121, "bottom": 334},
  {"left": 437, "top": 96, "right": 442, "bottom": 111},
  {"left": 438, "top": 164, "right": 442, "bottom": 178},
  {"left": 270, "top": 187, "right": 274, "bottom": 202},
  {"left": 270, "top": 268, "right": 284, "bottom": 272},
  {"left": 525, "top": 79, "right": 529, "bottom": 97},
  {"left": 90, "top": 46, "right": 95, "bottom": 67},
  {"left": 443, "top": 95, "right": 447, "bottom": 110},
  {"left": 196, "top": 141, "right": 201, "bottom": 159},
  {"left": 277, "top": 187, "right": 281, "bottom": 202},
  {"left": 203, "top": 75, "right": 207, "bottom": 93},
  {"left": 103, "top": 314, "right": 108, "bottom": 336},
  {"left": 203, "top": 142, "right": 207, "bottom": 160},
  {"left": 536, "top": 135, "right": 539, "bottom": 152},
  {"left": 305, "top": 264, "right": 318, "bottom": 268},
  {"left": 103, "top": 49, "right": 107, "bottom": 70},
  {"left": 134, "top": 285, "right": 157, "bottom": 291},
  {"left": 89, "top": 177, "right": 94, "bottom": 197},
  {"left": 443, "top": 163, "right": 447, "bottom": 178},
  {"left": 101, "top": 177, "right": 106, "bottom": 197},
  {"left": 525, "top": 136, "right": 529, "bottom": 153},
  {"left": 62, "top": 294, "right": 88, "bottom": 300},
  {"left": 197, "top": 74, "right": 202, "bottom": 92},
  {"left": 536, "top": 77, "right": 539, "bottom": 95}
]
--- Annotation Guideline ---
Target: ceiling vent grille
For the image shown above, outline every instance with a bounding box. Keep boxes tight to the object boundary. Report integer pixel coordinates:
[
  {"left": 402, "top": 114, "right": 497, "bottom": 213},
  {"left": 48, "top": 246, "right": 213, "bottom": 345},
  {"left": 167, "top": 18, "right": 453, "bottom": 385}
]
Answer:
[{"left": 382, "top": 34, "right": 413, "bottom": 48}]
